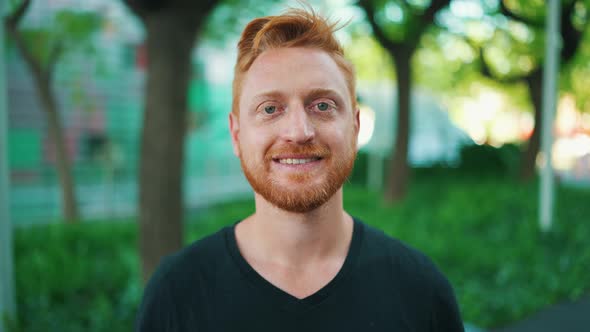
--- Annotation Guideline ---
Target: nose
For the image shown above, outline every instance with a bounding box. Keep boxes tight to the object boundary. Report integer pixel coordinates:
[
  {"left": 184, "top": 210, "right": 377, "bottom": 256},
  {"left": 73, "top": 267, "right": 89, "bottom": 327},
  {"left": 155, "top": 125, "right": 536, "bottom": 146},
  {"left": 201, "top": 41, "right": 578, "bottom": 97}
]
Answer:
[{"left": 280, "top": 105, "right": 315, "bottom": 144}]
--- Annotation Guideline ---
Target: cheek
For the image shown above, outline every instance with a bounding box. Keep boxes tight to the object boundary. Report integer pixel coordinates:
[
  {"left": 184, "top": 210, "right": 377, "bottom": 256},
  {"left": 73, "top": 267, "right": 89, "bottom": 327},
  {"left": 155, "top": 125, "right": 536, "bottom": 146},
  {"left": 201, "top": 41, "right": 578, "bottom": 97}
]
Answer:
[
  {"left": 325, "top": 122, "right": 355, "bottom": 147},
  {"left": 239, "top": 129, "right": 273, "bottom": 157}
]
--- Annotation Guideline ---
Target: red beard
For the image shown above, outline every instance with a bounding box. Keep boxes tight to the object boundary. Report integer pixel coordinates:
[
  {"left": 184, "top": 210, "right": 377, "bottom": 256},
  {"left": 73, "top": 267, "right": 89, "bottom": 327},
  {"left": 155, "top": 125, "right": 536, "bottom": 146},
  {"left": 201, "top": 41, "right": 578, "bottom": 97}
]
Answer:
[{"left": 239, "top": 139, "right": 356, "bottom": 213}]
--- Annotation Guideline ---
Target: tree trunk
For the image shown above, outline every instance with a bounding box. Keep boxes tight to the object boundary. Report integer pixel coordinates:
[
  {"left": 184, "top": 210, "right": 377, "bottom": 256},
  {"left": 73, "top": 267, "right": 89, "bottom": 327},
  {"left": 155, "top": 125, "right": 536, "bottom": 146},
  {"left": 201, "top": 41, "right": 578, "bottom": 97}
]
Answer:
[
  {"left": 520, "top": 69, "right": 543, "bottom": 181},
  {"left": 6, "top": 2, "right": 79, "bottom": 222},
  {"left": 139, "top": 14, "right": 198, "bottom": 282},
  {"left": 385, "top": 50, "right": 412, "bottom": 202},
  {"left": 37, "top": 77, "right": 79, "bottom": 222}
]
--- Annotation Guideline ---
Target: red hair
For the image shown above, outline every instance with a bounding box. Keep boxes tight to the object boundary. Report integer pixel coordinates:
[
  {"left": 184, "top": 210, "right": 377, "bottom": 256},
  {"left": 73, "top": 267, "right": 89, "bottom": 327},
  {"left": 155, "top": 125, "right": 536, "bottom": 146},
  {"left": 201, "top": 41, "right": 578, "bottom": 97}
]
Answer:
[{"left": 232, "top": 8, "right": 357, "bottom": 114}]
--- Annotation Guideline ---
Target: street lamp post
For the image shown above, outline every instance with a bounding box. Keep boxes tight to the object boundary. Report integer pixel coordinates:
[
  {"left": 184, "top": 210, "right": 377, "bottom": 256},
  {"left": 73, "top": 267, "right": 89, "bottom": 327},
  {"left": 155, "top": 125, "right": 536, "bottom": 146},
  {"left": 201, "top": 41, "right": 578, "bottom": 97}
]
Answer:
[
  {"left": 0, "top": 0, "right": 17, "bottom": 330},
  {"left": 539, "top": 0, "right": 561, "bottom": 232}
]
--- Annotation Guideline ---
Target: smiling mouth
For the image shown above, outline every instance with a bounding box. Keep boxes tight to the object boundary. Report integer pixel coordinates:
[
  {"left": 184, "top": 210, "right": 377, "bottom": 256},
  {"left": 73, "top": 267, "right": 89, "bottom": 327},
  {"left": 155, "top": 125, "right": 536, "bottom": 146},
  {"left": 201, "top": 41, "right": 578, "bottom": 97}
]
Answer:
[{"left": 273, "top": 157, "right": 323, "bottom": 165}]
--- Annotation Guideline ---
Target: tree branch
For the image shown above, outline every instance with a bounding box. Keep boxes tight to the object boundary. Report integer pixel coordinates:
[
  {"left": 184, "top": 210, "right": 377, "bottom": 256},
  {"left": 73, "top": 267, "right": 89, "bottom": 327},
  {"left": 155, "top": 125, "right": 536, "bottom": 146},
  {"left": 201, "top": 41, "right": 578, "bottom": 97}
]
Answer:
[
  {"left": 560, "top": 0, "right": 584, "bottom": 63},
  {"left": 46, "top": 40, "right": 64, "bottom": 81},
  {"left": 357, "top": 0, "right": 450, "bottom": 54},
  {"left": 408, "top": 0, "right": 450, "bottom": 44},
  {"left": 357, "top": 0, "right": 399, "bottom": 51},
  {"left": 5, "top": 0, "right": 31, "bottom": 28},
  {"left": 419, "top": 0, "right": 450, "bottom": 25},
  {"left": 498, "top": 0, "right": 544, "bottom": 28},
  {"left": 4, "top": 0, "right": 46, "bottom": 80},
  {"left": 122, "top": 0, "right": 149, "bottom": 21},
  {"left": 462, "top": 35, "right": 523, "bottom": 84},
  {"left": 496, "top": 0, "right": 585, "bottom": 62},
  {"left": 464, "top": 1, "right": 587, "bottom": 83}
]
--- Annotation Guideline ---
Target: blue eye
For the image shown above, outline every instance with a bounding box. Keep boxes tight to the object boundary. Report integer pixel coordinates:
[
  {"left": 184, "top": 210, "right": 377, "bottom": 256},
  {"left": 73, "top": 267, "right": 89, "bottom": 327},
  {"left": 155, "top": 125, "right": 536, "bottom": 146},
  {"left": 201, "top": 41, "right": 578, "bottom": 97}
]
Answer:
[
  {"left": 317, "top": 102, "right": 330, "bottom": 111},
  {"left": 264, "top": 105, "right": 277, "bottom": 114}
]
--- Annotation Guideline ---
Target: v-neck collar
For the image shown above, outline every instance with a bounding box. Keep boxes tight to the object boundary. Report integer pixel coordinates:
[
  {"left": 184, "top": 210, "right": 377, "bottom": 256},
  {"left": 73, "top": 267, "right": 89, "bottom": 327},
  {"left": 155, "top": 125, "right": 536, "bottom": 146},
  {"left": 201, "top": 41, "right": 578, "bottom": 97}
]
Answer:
[{"left": 224, "top": 217, "right": 364, "bottom": 314}]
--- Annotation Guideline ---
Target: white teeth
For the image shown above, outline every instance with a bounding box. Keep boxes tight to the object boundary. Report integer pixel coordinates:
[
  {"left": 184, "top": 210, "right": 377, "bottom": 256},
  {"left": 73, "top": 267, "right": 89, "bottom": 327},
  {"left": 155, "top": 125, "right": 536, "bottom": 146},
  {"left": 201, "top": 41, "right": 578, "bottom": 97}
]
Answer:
[{"left": 278, "top": 158, "right": 315, "bottom": 165}]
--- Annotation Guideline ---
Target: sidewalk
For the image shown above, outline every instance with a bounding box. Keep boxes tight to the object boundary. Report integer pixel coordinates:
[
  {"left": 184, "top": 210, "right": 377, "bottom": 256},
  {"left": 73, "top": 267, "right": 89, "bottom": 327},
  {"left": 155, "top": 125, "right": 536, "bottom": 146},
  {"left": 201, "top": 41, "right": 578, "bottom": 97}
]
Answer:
[{"left": 489, "top": 295, "right": 590, "bottom": 332}]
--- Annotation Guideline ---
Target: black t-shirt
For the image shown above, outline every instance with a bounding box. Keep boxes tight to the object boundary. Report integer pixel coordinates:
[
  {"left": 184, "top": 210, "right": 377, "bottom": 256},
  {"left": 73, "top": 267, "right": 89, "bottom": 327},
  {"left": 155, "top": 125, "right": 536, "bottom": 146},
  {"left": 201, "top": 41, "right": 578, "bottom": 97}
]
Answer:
[{"left": 136, "top": 218, "right": 464, "bottom": 331}]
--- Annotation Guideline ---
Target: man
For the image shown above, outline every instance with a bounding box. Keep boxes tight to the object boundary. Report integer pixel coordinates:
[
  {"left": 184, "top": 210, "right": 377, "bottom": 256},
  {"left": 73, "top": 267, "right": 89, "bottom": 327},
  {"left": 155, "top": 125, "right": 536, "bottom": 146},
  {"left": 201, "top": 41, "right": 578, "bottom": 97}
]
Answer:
[{"left": 136, "top": 7, "right": 464, "bottom": 332}]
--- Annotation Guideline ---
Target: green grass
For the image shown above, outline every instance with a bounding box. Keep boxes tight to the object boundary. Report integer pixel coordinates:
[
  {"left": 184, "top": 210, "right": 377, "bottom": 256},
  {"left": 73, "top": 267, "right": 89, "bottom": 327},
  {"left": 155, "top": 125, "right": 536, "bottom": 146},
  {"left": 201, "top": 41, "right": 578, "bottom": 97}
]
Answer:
[{"left": 10, "top": 174, "right": 590, "bottom": 331}]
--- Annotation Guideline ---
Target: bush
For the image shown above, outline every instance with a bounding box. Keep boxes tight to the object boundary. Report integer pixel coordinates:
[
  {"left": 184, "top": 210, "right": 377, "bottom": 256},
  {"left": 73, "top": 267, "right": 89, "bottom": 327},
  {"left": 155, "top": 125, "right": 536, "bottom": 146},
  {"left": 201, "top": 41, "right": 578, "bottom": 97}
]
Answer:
[
  {"left": 352, "top": 143, "right": 522, "bottom": 187},
  {"left": 10, "top": 174, "right": 590, "bottom": 330},
  {"left": 348, "top": 150, "right": 370, "bottom": 185},
  {"left": 458, "top": 143, "right": 521, "bottom": 176},
  {"left": 12, "top": 222, "right": 140, "bottom": 332}
]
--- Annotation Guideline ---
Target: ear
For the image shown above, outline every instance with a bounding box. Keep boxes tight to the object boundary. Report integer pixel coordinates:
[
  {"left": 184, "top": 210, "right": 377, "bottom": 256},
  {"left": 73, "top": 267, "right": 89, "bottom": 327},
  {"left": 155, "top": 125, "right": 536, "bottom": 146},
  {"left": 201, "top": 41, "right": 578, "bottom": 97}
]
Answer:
[{"left": 229, "top": 112, "right": 241, "bottom": 157}]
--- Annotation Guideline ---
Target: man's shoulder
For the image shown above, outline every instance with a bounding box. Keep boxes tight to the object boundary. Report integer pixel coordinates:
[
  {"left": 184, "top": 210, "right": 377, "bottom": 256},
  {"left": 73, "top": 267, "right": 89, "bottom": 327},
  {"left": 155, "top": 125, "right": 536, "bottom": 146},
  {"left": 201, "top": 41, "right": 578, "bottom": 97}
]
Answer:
[
  {"left": 356, "top": 219, "right": 464, "bottom": 331},
  {"left": 360, "top": 220, "right": 432, "bottom": 264},
  {"left": 147, "top": 225, "right": 231, "bottom": 288},
  {"left": 357, "top": 219, "right": 449, "bottom": 286},
  {"left": 136, "top": 226, "right": 233, "bottom": 331}
]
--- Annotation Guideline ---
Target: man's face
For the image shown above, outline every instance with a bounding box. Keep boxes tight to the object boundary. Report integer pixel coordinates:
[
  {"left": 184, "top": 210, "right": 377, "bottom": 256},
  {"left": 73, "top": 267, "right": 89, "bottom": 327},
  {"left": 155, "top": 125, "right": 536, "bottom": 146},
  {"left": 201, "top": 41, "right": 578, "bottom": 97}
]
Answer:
[{"left": 230, "top": 47, "right": 359, "bottom": 213}]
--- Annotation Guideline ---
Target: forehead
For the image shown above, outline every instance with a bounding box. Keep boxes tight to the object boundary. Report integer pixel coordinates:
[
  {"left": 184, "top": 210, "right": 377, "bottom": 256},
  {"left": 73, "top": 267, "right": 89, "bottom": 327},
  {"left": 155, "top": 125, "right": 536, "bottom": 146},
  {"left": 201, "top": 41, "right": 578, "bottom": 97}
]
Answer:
[{"left": 239, "top": 47, "right": 350, "bottom": 107}]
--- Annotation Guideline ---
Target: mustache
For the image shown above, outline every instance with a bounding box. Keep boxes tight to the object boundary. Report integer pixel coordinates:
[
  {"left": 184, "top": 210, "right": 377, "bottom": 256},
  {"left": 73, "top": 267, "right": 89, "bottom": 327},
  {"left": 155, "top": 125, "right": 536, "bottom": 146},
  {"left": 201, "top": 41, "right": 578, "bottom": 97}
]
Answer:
[{"left": 266, "top": 144, "right": 330, "bottom": 160}]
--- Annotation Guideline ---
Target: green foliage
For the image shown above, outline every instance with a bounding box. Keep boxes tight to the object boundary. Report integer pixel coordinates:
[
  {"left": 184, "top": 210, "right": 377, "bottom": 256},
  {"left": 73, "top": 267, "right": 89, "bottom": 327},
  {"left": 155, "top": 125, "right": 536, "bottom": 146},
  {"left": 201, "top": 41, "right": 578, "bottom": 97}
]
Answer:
[
  {"left": 19, "top": 9, "right": 102, "bottom": 68},
  {"left": 351, "top": 143, "right": 522, "bottom": 186},
  {"left": 458, "top": 143, "right": 521, "bottom": 176},
  {"left": 483, "top": 23, "right": 544, "bottom": 78},
  {"left": 53, "top": 10, "right": 102, "bottom": 54},
  {"left": 201, "top": 0, "right": 282, "bottom": 46},
  {"left": 430, "top": 0, "right": 590, "bottom": 117},
  {"left": 370, "top": 0, "right": 432, "bottom": 42},
  {"left": 373, "top": 0, "right": 410, "bottom": 41},
  {"left": 20, "top": 29, "right": 54, "bottom": 66},
  {"left": 348, "top": 150, "right": 371, "bottom": 185},
  {"left": 414, "top": 28, "right": 479, "bottom": 91},
  {"left": 12, "top": 175, "right": 590, "bottom": 330},
  {"left": 344, "top": 33, "right": 396, "bottom": 81},
  {"left": 563, "top": 22, "right": 590, "bottom": 112},
  {"left": 503, "top": 0, "right": 546, "bottom": 23},
  {"left": 12, "top": 222, "right": 140, "bottom": 332}
]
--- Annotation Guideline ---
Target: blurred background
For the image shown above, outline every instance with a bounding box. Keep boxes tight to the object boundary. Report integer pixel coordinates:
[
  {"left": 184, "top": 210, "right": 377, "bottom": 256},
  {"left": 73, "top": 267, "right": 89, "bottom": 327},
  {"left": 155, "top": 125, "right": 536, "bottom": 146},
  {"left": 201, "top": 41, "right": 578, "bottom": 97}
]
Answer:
[{"left": 1, "top": 0, "right": 589, "bottom": 331}]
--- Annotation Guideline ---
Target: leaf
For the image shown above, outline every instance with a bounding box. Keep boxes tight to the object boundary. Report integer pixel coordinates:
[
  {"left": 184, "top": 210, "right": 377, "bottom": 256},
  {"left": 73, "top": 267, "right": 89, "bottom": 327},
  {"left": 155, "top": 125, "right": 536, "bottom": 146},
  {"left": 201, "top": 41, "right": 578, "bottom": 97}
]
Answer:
[{"left": 53, "top": 10, "right": 102, "bottom": 50}]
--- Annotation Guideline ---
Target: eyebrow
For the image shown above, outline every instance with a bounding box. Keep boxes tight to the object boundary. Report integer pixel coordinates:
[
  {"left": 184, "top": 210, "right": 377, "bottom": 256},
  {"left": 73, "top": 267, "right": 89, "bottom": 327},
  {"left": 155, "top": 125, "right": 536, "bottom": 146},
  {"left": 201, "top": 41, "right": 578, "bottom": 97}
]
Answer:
[
  {"left": 251, "top": 88, "right": 345, "bottom": 105},
  {"left": 251, "top": 91, "right": 286, "bottom": 104},
  {"left": 304, "top": 88, "right": 344, "bottom": 104}
]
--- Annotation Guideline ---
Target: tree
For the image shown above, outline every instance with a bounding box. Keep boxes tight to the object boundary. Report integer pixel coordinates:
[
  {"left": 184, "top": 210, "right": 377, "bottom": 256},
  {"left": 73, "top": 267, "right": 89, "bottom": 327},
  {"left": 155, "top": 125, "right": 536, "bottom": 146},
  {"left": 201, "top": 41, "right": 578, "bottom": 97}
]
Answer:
[
  {"left": 120, "top": 0, "right": 220, "bottom": 282},
  {"left": 4, "top": 0, "right": 101, "bottom": 222},
  {"left": 465, "top": 0, "right": 587, "bottom": 180},
  {"left": 357, "top": 0, "right": 451, "bottom": 202}
]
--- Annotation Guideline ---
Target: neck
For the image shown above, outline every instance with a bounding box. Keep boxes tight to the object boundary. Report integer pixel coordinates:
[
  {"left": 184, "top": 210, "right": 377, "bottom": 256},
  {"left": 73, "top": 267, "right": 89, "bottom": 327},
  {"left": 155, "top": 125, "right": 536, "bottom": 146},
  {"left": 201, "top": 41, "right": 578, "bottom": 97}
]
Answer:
[{"left": 235, "top": 188, "right": 353, "bottom": 267}]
